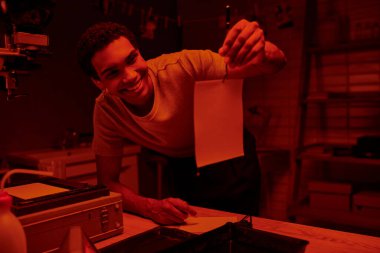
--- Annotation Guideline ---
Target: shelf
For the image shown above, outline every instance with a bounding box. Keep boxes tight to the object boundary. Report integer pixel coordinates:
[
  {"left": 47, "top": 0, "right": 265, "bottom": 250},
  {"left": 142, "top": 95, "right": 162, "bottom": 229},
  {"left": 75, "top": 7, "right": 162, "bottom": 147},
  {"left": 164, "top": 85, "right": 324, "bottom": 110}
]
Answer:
[
  {"left": 0, "top": 48, "right": 25, "bottom": 57},
  {"left": 309, "top": 40, "right": 380, "bottom": 54},
  {"left": 290, "top": 204, "right": 380, "bottom": 232},
  {"left": 299, "top": 149, "right": 380, "bottom": 166},
  {"left": 305, "top": 91, "right": 380, "bottom": 103},
  {"left": 6, "top": 145, "right": 141, "bottom": 167},
  {"left": 299, "top": 144, "right": 380, "bottom": 166}
]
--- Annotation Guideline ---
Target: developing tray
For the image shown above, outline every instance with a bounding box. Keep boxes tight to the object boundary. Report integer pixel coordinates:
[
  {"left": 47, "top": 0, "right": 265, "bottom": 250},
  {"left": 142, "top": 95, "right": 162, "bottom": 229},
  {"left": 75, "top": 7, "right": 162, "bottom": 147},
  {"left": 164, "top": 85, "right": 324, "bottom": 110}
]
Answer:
[
  {"left": 100, "top": 221, "right": 308, "bottom": 253},
  {"left": 100, "top": 226, "right": 196, "bottom": 253}
]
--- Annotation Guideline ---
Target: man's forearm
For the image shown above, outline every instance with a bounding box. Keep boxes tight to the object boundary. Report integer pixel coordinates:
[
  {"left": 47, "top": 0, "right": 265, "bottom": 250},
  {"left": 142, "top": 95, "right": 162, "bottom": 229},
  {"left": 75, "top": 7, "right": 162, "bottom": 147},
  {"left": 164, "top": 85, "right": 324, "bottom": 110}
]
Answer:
[
  {"left": 104, "top": 180, "right": 197, "bottom": 225},
  {"left": 105, "top": 180, "right": 153, "bottom": 218},
  {"left": 95, "top": 152, "right": 195, "bottom": 224}
]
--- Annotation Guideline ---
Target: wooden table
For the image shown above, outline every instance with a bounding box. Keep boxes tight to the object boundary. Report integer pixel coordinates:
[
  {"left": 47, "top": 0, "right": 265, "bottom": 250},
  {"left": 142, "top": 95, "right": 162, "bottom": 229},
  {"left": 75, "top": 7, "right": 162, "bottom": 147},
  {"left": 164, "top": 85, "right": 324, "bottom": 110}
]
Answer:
[{"left": 95, "top": 206, "right": 380, "bottom": 253}]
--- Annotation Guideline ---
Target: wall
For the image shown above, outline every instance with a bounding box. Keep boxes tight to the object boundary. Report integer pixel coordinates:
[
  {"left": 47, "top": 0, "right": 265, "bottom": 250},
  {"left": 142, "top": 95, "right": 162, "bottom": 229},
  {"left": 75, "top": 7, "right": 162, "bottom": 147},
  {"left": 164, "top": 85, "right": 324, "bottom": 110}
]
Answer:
[
  {"left": 0, "top": 0, "right": 179, "bottom": 158},
  {"left": 245, "top": 0, "right": 307, "bottom": 220}
]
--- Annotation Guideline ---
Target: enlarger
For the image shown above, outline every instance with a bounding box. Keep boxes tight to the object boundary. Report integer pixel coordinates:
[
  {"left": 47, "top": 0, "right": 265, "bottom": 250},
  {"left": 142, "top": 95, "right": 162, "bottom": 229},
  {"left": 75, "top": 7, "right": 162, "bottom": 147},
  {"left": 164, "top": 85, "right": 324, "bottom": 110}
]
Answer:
[
  {"left": 2, "top": 170, "right": 124, "bottom": 253},
  {"left": 0, "top": 0, "right": 51, "bottom": 100},
  {"left": 0, "top": 1, "right": 124, "bottom": 252}
]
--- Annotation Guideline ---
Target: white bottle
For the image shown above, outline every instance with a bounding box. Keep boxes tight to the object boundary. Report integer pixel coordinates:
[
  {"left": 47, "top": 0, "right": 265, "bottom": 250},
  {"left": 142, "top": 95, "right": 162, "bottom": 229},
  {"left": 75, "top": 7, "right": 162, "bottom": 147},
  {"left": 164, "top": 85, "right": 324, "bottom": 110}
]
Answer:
[{"left": 0, "top": 190, "right": 27, "bottom": 253}]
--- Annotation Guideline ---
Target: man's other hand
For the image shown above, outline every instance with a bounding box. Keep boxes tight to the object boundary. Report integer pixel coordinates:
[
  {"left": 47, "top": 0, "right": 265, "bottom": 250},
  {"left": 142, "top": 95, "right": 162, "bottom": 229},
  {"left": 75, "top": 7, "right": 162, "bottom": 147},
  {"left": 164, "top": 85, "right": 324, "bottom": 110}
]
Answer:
[{"left": 145, "top": 197, "right": 197, "bottom": 225}]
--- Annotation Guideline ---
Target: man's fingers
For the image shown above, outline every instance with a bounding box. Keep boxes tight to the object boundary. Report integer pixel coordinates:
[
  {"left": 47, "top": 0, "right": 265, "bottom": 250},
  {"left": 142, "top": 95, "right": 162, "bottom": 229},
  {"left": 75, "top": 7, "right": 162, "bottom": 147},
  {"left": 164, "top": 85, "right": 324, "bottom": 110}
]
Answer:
[
  {"left": 148, "top": 198, "right": 197, "bottom": 225},
  {"left": 241, "top": 38, "right": 265, "bottom": 65},
  {"left": 232, "top": 28, "right": 263, "bottom": 65},
  {"left": 161, "top": 199, "right": 189, "bottom": 220},
  {"left": 225, "top": 22, "right": 260, "bottom": 64},
  {"left": 219, "top": 19, "right": 249, "bottom": 56},
  {"left": 219, "top": 20, "right": 265, "bottom": 67},
  {"left": 188, "top": 206, "right": 197, "bottom": 216},
  {"left": 148, "top": 198, "right": 185, "bottom": 225},
  {"left": 167, "top": 198, "right": 197, "bottom": 216}
]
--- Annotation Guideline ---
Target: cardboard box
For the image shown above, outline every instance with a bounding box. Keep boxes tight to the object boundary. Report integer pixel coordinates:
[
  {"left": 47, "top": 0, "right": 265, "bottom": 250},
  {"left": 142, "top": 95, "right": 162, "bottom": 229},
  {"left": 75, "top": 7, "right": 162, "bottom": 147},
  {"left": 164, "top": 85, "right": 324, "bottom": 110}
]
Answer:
[
  {"left": 308, "top": 181, "right": 352, "bottom": 211},
  {"left": 353, "top": 191, "right": 380, "bottom": 216}
]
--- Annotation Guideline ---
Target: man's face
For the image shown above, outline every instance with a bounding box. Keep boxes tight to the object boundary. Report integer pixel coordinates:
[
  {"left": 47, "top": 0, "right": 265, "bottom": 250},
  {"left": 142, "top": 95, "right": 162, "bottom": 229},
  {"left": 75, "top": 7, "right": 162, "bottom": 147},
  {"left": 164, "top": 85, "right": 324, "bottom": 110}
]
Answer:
[{"left": 91, "top": 36, "right": 153, "bottom": 108}]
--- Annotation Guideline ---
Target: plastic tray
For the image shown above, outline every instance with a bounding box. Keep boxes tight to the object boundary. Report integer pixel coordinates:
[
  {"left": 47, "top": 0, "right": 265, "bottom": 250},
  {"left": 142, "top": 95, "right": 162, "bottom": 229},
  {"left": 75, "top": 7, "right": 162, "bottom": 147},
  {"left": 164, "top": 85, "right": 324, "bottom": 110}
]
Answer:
[
  {"left": 100, "top": 226, "right": 196, "bottom": 253},
  {"left": 100, "top": 221, "right": 309, "bottom": 253}
]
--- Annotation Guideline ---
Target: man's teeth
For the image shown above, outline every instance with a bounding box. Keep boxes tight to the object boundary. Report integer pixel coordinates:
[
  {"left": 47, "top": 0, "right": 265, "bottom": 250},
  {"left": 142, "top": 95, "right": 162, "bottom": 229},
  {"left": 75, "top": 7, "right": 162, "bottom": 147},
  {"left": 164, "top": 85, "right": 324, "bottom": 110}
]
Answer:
[{"left": 125, "top": 81, "right": 142, "bottom": 92}]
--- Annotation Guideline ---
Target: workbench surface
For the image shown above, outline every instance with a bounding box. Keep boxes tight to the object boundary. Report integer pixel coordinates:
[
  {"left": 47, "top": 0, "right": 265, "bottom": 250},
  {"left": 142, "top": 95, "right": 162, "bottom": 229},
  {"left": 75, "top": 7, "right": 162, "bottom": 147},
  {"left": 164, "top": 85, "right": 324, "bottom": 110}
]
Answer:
[{"left": 95, "top": 206, "right": 380, "bottom": 253}]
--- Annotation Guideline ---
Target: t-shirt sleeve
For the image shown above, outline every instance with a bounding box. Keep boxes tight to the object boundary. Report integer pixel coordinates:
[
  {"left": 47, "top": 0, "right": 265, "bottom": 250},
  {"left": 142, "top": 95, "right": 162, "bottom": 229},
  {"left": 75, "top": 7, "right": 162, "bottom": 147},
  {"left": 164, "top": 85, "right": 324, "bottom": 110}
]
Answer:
[
  {"left": 178, "top": 50, "right": 226, "bottom": 81},
  {"left": 92, "top": 103, "right": 125, "bottom": 156}
]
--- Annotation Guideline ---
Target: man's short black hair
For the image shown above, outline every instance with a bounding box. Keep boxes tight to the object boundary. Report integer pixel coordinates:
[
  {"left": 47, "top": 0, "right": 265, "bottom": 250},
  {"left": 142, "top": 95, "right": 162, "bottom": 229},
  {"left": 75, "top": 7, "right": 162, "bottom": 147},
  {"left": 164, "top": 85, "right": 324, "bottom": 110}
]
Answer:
[{"left": 77, "top": 22, "right": 138, "bottom": 80}]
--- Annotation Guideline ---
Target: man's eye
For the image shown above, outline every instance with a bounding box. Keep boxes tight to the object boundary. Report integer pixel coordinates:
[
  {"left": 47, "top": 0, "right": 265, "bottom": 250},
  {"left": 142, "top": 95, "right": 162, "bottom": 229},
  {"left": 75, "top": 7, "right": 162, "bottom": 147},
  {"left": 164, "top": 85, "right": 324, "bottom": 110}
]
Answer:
[
  {"left": 126, "top": 54, "right": 137, "bottom": 64},
  {"left": 105, "top": 70, "right": 120, "bottom": 80}
]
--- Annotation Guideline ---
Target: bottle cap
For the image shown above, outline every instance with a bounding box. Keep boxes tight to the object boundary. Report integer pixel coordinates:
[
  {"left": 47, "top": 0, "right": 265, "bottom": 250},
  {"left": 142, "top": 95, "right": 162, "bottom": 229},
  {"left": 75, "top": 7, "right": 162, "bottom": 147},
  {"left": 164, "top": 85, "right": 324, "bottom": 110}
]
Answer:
[{"left": 0, "top": 190, "right": 12, "bottom": 208}]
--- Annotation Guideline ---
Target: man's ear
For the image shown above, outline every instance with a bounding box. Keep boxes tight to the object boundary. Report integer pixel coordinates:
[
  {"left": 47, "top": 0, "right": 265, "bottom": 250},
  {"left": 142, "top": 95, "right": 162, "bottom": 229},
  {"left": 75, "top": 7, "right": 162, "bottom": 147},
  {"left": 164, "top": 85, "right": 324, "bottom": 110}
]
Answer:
[{"left": 91, "top": 78, "right": 105, "bottom": 90}]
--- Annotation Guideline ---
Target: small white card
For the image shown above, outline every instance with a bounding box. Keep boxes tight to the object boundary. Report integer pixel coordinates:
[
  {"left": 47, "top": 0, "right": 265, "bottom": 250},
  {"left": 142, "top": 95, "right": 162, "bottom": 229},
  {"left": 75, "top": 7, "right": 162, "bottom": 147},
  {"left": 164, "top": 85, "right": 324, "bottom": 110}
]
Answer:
[
  {"left": 194, "top": 79, "right": 244, "bottom": 167},
  {"left": 169, "top": 216, "right": 238, "bottom": 234}
]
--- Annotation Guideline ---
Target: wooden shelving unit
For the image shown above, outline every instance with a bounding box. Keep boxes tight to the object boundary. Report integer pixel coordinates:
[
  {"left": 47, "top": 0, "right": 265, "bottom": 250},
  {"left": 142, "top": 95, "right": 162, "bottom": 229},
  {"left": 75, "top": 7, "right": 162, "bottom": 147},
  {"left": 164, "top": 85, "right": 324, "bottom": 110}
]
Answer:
[{"left": 290, "top": 0, "right": 380, "bottom": 236}]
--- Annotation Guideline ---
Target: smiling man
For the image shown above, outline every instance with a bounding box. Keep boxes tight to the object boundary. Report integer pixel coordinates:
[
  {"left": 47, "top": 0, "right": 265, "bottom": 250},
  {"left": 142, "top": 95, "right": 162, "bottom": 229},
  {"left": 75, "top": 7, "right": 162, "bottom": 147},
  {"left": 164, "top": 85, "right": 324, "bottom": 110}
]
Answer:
[
  {"left": 90, "top": 37, "right": 154, "bottom": 116},
  {"left": 77, "top": 20, "right": 286, "bottom": 225}
]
